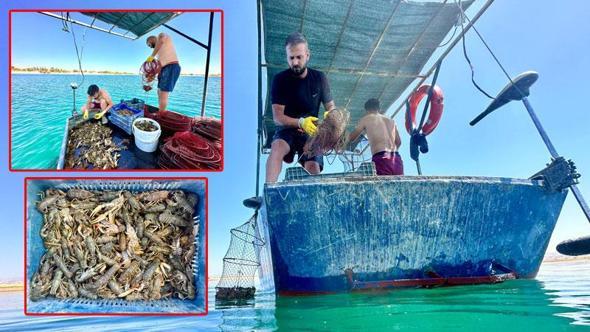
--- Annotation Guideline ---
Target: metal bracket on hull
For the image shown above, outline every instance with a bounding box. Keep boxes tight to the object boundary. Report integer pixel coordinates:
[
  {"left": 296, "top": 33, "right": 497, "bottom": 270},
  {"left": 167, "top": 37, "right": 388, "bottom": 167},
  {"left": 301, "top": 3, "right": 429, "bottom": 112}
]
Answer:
[
  {"left": 344, "top": 263, "right": 517, "bottom": 291},
  {"left": 530, "top": 157, "right": 580, "bottom": 192}
]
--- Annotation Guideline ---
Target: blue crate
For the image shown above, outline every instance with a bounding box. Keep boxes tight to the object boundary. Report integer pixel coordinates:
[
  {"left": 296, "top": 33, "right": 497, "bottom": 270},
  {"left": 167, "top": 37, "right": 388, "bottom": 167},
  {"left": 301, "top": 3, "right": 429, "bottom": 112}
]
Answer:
[
  {"left": 121, "top": 98, "right": 145, "bottom": 113},
  {"left": 26, "top": 179, "right": 206, "bottom": 314},
  {"left": 108, "top": 103, "right": 144, "bottom": 135}
]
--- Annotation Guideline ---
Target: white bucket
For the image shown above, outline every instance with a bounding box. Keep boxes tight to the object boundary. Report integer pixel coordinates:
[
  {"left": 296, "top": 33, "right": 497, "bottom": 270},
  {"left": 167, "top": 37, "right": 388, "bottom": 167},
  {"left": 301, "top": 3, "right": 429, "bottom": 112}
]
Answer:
[{"left": 132, "top": 118, "right": 161, "bottom": 153}]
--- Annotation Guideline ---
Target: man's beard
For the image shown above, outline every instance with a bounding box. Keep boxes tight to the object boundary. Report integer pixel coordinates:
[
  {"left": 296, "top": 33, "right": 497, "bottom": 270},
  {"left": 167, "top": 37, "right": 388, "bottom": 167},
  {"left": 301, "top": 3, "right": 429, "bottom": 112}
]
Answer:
[{"left": 289, "top": 64, "right": 306, "bottom": 76}]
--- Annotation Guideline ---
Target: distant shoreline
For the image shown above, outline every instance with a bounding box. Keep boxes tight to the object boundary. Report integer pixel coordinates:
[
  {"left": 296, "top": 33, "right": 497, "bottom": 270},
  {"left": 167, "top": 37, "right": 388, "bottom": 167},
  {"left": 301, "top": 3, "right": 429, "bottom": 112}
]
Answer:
[
  {"left": 0, "top": 284, "right": 23, "bottom": 292},
  {"left": 11, "top": 70, "right": 221, "bottom": 77}
]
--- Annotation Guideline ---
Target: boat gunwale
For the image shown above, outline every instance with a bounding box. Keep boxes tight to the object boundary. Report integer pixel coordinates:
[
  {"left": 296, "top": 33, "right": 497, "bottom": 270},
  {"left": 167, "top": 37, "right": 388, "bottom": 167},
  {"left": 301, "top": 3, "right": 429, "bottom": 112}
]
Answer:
[{"left": 266, "top": 175, "right": 549, "bottom": 188}]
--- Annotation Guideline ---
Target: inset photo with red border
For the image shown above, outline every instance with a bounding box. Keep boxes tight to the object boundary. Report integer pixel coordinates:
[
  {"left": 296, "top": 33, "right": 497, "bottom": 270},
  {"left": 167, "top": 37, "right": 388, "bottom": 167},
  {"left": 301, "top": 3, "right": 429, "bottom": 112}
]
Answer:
[
  {"left": 10, "top": 10, "right": 223, "bottom": 172},
  {"left": 24, "top": 177, "right": 208, "bottom": 316}
]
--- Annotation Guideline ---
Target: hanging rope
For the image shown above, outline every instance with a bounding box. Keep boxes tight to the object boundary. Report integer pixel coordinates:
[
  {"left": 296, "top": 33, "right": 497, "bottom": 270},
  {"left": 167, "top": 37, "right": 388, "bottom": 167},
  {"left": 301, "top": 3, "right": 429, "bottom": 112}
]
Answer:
[
  {"left": 66, "top": 13, "right": 86, "bottom": 88},
  {"left": 457, "top": 6, "right": 494, "bottom": 99},
  {"left": 455, "top": 0, "right": 517, "bottom": 88}
]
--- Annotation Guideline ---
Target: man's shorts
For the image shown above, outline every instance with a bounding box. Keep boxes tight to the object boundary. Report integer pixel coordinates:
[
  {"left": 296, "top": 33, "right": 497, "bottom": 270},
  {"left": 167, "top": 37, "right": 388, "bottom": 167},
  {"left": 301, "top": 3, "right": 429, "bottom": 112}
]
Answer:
[
  {"left": 372, "top": 151, "right": 404, "bottom": 175},
  {"left": 158, "top": 63, "right": 181, "bottom": 92},
  {"left": 273, "top": 128, "right": 324, "bottom": 171}
]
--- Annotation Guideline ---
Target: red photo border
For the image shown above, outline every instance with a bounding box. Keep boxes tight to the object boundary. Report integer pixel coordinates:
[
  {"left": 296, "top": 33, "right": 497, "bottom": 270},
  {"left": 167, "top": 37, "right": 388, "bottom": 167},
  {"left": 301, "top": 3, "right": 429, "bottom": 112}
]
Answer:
[
  {"left": 23, "top": 176, "right": 209, "bottom": 316},
  {"left": 9, "top": 9, "right": 225, "bottom": 172}
]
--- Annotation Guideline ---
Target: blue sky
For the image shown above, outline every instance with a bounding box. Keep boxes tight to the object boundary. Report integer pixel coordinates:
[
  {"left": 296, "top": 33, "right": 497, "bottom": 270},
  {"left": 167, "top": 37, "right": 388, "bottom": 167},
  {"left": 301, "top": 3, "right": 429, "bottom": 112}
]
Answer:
[
  {"left": 1, "top": 0, "right": 590, "bottom": 282},
  {"left": 11, "top": 11, "right": 221, "bottom": 75}
]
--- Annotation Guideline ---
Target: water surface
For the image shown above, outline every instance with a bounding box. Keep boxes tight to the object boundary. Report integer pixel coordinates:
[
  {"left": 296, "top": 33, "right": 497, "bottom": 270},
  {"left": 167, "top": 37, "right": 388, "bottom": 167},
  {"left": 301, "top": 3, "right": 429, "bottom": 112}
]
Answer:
[
  {"left": 10, "top": 74, "right": 221, "bottom": 169},
  {"left": 0, "top": 261, "right": 588, "bottom": 331}
]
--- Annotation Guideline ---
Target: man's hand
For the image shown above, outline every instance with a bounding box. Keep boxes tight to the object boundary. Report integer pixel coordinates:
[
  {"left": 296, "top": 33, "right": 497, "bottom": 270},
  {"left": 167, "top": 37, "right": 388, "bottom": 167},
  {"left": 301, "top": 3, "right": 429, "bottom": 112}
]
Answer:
[
  {"left": 146, "top": 56, "right": 155, "bottom": 63},
  {"left": 83, "top": 109, "right": 89, "bottom": 120},
  {"left": 298, "top": 116, "right": 318, "bottom": 136},
  {"left": 94, "top": 110, "right": 106, "bottom": 120}
]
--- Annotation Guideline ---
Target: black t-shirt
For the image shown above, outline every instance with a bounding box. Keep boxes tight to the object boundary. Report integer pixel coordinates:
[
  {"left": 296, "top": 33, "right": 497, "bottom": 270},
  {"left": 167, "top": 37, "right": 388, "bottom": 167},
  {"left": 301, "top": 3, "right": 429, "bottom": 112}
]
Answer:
[{"left": 271, "top": 68, "right": 332, "bottom": 126}]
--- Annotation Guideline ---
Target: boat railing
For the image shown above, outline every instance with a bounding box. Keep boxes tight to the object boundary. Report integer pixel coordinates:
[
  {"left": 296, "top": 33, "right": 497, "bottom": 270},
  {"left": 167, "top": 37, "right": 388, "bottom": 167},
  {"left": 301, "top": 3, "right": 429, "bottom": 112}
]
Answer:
[{"left": 284, "top": 162, "right": 376, "bottom": 182}]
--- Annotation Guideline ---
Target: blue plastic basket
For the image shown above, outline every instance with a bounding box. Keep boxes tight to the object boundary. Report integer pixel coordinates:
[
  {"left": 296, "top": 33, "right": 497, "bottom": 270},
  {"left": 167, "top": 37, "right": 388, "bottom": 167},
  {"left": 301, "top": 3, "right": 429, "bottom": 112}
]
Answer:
[
  {"left": 108, "top": 103, "right": 144, "bottom": 135},
  {"left": 25, "top": 179, "right": 206, "bottom": 314},
  {"left": 121, "top": 98, "right": 145, "bottom": 112}
]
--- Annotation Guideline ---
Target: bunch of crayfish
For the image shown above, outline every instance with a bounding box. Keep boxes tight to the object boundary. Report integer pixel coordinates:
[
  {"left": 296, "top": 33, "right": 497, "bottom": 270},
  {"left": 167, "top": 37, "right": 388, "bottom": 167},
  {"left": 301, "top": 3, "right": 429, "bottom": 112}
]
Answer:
[{"left": 30, "top": 188, "right": 199, "bottom": 301}]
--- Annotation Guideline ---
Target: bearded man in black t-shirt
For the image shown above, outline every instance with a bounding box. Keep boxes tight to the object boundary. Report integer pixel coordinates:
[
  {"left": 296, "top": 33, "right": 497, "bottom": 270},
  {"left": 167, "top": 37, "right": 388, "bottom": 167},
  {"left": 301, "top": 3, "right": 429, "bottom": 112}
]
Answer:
[{"left": 265, "top": 32, "right": 336, "bottom": 183}]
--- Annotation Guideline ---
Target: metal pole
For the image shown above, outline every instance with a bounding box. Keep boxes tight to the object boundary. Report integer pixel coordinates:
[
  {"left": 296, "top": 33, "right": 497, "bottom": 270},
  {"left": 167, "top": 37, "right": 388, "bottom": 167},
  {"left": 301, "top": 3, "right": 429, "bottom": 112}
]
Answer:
[
  {"left": 39, "top": 12, "right": 135, "bottom": 40},
  {"left": 521, "top": 97, "right": 558, "bottom": 158},
  {"left": 521, "top": 97, "right": 590, "bottom": 220},
  {"left": 201, "top": 12, "right": 214, "bottom": 117},
  {"left": 163, "top": 23, "right": 208, "bottom": 50},
  {"left": 256, "top": 0, "right": 263, "bottom": 196}
]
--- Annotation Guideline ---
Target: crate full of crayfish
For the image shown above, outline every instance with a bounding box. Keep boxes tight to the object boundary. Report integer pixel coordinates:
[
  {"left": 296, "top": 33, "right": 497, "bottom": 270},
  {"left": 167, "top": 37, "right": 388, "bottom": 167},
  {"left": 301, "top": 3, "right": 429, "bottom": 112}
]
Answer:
[
  {"left": 25, "top": 178, "right": 206, "bottom": 315},
  {"left": 108, "top": 103, "right": 144, "bottom": 136}
]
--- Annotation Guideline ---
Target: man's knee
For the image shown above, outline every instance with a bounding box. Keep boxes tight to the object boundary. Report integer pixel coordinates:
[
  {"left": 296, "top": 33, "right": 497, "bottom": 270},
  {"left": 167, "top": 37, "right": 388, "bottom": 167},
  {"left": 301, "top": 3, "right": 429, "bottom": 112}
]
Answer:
[{"left": 270, "top": 139, "right": 290, "bottom": 159}]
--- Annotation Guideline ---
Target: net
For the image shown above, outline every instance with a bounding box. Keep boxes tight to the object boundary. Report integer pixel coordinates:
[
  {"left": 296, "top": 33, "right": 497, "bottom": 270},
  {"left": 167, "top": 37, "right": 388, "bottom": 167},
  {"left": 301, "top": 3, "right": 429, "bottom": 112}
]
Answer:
[
  {"left": 139, "top": 60, "right": 161, "bottom": 92},
  {"left": 338, "top": 135, "right": 372, "bottom": 172},
  {"left": 304, "top": 109, "right": 350, "bottom": 157},
  {"left": 216, "top": 214, "right": 265, "bottom": 300}
]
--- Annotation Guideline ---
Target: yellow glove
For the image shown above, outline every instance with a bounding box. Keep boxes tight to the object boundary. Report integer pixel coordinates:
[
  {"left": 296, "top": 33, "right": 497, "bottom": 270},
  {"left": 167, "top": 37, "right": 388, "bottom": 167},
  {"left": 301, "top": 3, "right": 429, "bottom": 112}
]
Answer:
[
  {"left": 298, "top": 116, "right": 318, "bottom": 136},
  {"left": 324, "top": 110, "right": 330, "bottom": 119},
  {"left": 83, "top": 109, "right": 89, "bottom": 120},
  {"left": 94, "top": 111, "right": 106, "bottom": 120},
  {"left": 146, "top": 56, "right": 154, "bottom": 62}
]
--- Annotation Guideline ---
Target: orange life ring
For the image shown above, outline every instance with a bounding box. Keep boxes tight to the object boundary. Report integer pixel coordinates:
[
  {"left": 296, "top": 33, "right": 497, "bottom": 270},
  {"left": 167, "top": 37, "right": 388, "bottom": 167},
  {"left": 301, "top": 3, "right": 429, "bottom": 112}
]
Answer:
[{"left": 404, "top": 84, "right": 444, "bottom": 136}]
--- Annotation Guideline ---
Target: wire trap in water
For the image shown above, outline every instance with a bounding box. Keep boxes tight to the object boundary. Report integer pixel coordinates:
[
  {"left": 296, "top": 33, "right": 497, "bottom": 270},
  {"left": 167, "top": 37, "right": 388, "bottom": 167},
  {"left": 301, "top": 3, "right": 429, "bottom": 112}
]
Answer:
[{"left": 215, "top": 214, "right": 264, "bottom": 301}]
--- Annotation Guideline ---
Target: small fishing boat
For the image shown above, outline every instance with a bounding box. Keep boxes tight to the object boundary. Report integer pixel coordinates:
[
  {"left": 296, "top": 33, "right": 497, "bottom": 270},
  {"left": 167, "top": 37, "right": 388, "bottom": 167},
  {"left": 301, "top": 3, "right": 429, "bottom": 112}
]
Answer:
[
  {"left": 252, "top": 0, "right": 589, "bottom": 295},
  {"left": 39, "top": 11, "right": 222, "bottom": 170}
]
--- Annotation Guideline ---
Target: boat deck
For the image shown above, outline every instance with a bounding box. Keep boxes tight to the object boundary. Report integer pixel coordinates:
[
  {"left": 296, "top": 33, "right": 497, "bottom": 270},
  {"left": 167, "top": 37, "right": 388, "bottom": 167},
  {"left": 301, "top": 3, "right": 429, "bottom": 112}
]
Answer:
[{"left": 58, "top": 105, "right": 165, "bottom": 170}]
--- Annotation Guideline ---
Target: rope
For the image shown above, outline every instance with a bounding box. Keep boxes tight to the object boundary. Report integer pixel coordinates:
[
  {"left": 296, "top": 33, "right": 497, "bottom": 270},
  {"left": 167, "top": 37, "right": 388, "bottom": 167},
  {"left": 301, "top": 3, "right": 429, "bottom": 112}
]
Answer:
[
  {"left": 455, "top": 0, "right": 518, "bottom": 88},
  {"left": 67, "top": 13, "right": 86, "bottom": 88},
  {"left": 458, "top": 7, "right": 494, "bottom": 99},
  {"left": 437, "top": 18, "right": 459, "bottom": 48}
]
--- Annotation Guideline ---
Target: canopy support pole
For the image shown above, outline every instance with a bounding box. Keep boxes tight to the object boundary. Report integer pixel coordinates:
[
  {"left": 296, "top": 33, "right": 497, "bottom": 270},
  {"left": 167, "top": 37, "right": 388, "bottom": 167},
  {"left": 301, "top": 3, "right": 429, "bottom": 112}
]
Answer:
[
  {"left": 163, "top": 12, "right": 214, "bottom": 117},
  {"left": 256, "top": 0, "right": 263, "bottom": 196}
]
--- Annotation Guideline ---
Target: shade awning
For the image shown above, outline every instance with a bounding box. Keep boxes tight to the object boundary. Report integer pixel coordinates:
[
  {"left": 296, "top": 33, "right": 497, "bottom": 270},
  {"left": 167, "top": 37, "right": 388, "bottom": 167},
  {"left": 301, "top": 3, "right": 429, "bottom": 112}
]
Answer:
[
  {"left": 80, "top": 12, "right": 182, "bottom": 39},
  {"left": 261, "top": 0, "right": 474, "bottom": 149}
]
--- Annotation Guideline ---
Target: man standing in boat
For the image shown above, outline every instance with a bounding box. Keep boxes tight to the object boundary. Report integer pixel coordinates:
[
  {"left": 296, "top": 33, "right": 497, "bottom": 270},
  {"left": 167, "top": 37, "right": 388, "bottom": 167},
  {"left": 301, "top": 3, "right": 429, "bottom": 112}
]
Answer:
[
  {"left": 266, "top": 32, "right": 335, "bottom": 183},
  {"left": 348, "top": 98, "right": 404, "bottom": 175},
  {"left": 81, "top": 84, "right": 113, "bottom": 124},
  {"left": 146, "top": 32, "right": 181, "bottom": 112}
]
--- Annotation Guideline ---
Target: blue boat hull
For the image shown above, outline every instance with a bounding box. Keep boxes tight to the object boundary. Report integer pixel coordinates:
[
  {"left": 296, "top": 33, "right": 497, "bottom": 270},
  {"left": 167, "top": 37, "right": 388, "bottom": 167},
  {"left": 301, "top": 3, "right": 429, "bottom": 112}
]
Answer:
[{"left": 261, "top": 176, "right": 567, "bottom": 294}]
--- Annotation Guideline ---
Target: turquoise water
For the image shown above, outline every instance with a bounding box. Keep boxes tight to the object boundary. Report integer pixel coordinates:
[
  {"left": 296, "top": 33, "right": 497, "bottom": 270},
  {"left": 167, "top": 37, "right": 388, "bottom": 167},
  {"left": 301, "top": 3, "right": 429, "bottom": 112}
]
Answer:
[
  {"left": 10, "top": 74, "right": 221, "bottom": 169},
  {"left": 1, "top": 261, "right": 589, "bottom": 331}
]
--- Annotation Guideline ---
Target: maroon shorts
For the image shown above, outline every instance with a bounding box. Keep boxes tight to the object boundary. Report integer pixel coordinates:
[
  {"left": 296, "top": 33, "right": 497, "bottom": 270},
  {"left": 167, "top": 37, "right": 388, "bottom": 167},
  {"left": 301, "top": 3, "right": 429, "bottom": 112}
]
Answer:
[
  {"left": 90, "top": 101, "right": 101, "bottom": 110},
  {"left": 372, "top": 151, "right": 404, "bottom": 175}
]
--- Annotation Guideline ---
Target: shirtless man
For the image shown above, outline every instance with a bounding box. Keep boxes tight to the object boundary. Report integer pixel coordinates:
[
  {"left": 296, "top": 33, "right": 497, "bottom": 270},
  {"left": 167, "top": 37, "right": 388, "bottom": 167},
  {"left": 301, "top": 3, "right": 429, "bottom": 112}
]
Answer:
[
  {"left": 348, "top": 98, "right": 404, "bottom": 175},
  {"left": 81, "top": 84, "right": 113, "bottom": 124},
  {"left": 146, "top": 33, "right": 181, "bottom": 112}
]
